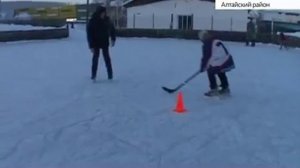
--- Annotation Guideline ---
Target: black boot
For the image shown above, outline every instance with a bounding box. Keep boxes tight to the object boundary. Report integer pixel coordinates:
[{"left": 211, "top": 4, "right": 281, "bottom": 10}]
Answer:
[
  {"left": 219, "top": 88, "right": 230, "bottom": 95},
  {"left": 204, "top": 89, "right": 219, "bottom": 97},
  {"left": 108, "top": 73, "right": 113, "bottom": 80}
]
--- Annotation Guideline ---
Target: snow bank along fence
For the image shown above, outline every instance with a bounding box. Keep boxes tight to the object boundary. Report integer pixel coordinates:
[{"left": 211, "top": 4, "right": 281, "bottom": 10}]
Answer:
[
  {"left": 0, "top": 28, "right": 69, "bottom": 42},
  {"left": 0, "top": 19, "right": 67, "bottom": 28},
  {"left": 116, "top": 29, "right": 300, "bottom": 48}
]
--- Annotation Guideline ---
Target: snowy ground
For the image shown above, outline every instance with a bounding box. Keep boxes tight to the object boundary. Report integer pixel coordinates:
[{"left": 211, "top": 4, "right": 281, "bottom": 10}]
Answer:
[
  {"left": 1, "top": 27, "right": 300, "bottom": 168},
  {"left": 0, "top": 24, "right": 61, "bottom": 31}
]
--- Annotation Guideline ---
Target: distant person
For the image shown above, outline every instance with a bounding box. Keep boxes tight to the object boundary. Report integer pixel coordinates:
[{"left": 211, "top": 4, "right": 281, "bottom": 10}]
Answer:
[
  {"left": 246, "top": 19, "right": 256, "bottom": 47},
  {"left": 87, "top": 6, "right": 116, "bottom": 81},
  {"left": 279, "top": 32, "right": 288, "bottom": 50},
  {"left": 198, "top": 31, "right": 235, "bottom": 97}
]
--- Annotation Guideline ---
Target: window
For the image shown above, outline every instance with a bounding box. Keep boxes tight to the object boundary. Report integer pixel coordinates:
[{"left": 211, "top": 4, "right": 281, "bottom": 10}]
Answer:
[{"left": 178, "top": 15, "right": 193, "bottom": 30}]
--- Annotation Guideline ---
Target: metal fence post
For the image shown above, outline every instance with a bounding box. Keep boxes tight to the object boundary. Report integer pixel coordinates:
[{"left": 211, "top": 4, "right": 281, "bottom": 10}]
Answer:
[
  {"left": 133, "top": 13, "right": 136, "bottom": 28},
  {"left": 230, "top": 17, "right": 233, "bottom": 31},
  {"left": 271, "top": 19, "right": 274, "bottom": 35},
  {"left": 86, "top": 0, "right": 90, "bottom": 25},
  {"left": 152, "top": 13, "right": 155, "bottom": 29},
  {"left": 0, "top": 0, "right": 2, "bottom": 19},
  {"left": 191, "top": 14, "right": 194, "bottom": 30},
  {"left": 211, "top": 15, "right": 214, "bottom": 30},
  {"left": 170, "top": 14, "right": 173, "bottom": 29}
]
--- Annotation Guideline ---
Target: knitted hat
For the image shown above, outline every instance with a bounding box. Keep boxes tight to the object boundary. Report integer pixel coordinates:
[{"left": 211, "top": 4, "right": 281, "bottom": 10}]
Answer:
[
  {"left": 198, "top": 30, "right": 208, "bottom": 40},
  {"left": 96, "top": 6, "right": 106, "bottom": 14}
]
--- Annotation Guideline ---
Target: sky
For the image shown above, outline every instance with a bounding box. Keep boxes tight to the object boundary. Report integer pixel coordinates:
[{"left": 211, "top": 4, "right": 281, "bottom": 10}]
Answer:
[{"left": 2, "top": 0, "right": 88, "bottom": 4}]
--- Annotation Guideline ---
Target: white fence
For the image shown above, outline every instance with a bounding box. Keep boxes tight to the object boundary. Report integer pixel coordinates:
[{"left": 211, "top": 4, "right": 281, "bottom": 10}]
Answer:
[{"left": 126, "top": 14, "right": 248, "bottom": 32}]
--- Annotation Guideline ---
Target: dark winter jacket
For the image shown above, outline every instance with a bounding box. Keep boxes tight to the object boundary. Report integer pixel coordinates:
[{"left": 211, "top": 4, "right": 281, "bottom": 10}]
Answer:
[
  {"left": 280, "top": 32, "right": 286, "bottom": 41},
  {"left": 246, "top": 21, "right": 256, "bottom": 40},
  {"left": 87, "top": 9, "right": 116, "bottom": 48},
  {"left": 200, "top": 37, "right": 235, "bottom": 74}
]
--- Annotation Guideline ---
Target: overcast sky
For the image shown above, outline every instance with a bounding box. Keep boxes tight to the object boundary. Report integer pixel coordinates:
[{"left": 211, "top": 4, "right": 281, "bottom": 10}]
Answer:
[{"left": 3, "top": 0, "right": 87, "bottom": 4}]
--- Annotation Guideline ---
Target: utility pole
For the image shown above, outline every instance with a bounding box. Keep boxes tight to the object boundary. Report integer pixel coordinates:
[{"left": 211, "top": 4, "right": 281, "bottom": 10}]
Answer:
[
  {"left": 0, "top": 0, "right": 2, "bottom": 19},
  {"left": 86, "top": 0, "right": 90, "bottom": 24}
]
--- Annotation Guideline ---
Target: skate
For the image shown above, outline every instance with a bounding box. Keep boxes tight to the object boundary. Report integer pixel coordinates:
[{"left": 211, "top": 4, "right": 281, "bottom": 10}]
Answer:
[
  {"left": 91, "top": 76, "right": 96, "bottom": 83},
  {"left": 218, "top": 88, "right": 231, "bottom": 96},
  {"left": 204, "top": 89, "right": 219, "bottom": 97},
  {"left": 108, "top": 74, "right": 113, "bottom": 80}
]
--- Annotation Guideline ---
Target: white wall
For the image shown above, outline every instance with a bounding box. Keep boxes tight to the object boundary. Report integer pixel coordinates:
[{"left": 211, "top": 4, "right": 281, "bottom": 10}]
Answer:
[
  {"left": 127, "top": 0, "right": 248, "bottom": 32},
  {"left": 261, "top": 11, "right": 300, "bottom": 23}
]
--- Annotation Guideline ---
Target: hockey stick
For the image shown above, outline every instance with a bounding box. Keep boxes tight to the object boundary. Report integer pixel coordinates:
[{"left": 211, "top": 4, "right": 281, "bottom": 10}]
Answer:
[{"left": 162, "top": 70, "right": 202, "bottom": 94}]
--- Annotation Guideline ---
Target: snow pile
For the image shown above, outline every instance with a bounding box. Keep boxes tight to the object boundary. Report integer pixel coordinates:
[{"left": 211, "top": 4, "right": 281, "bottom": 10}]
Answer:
[
  {"left": 14, "top": 13, "right": 32, "bottom": 21},
  {"left": 277, "top": 31, "right": 300, "bottom": 38},
  {"left": 0, "top": 24, "right": 61, "bottom": 31},
  {"left": 0, "top": 28, "right": 300, "bottom": 168},
  {"left": 285, "top": 32, "right": 300, "bottom": 38}
]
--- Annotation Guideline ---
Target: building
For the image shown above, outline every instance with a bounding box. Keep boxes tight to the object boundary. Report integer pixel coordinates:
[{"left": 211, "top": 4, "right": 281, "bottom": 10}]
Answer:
[
  {"left": 124, "top": 0, "right": 249, "bottom": 32},
  {"left": 76, "top": 3, "right": 126, "bottom": 27},
  {"left": 259, "top": 10, "right": 300, "bottom": 23},
  {"left": 258, "top": 10, "right": 300, "bottom": 33}
]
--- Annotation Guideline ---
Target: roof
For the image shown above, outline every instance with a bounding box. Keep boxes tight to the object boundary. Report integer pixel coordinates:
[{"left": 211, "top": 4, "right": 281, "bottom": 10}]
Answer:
[
  {"left": 123, "top": 0, "right": 164, "bottom": 8},
  {"left": 123, "top": 0, "right": 215, "bottom": 8}
]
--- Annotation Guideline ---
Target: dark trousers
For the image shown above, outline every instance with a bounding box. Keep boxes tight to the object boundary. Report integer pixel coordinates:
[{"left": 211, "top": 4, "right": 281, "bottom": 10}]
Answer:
[
  {"left": 91, "top": 47, "right": 113, "bottom": 79},
  {"left": 207, "top": 71, "right": 229, "bottom": 90},
  {"left": 280, "top": 41, "right": 288, "bottom": 50}
]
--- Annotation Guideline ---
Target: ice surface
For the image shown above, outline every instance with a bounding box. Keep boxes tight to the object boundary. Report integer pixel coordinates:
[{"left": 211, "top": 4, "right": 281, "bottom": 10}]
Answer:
[{"left": 0, "top": 27, "right": 300, "bottom": 168}]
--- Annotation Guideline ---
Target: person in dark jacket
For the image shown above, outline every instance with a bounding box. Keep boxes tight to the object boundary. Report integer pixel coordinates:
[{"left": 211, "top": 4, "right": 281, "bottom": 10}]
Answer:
[
  {"left": 87, "top": 6, "right": 116, "bottom": 81},
  {"left": 198, "top": 31, "right": 235, "bottom": 97},
  {"left": 246, "top": 19, "right": 256, "bottom": 47},
  {"left": 279, "top": 32, "right": 288, "bottom": 50}
]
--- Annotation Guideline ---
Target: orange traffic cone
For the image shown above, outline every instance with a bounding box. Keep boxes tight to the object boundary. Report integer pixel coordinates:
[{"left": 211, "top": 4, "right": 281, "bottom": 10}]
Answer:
[{"left": 173, "top": 92, "right": 187, "bottom": 113}]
